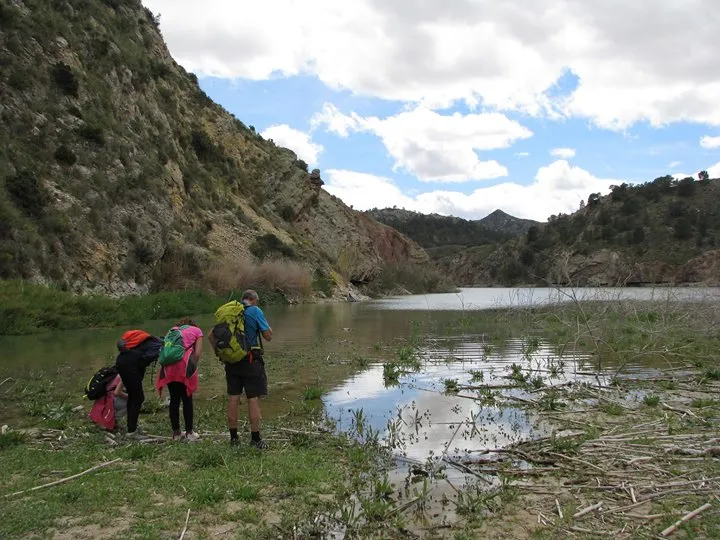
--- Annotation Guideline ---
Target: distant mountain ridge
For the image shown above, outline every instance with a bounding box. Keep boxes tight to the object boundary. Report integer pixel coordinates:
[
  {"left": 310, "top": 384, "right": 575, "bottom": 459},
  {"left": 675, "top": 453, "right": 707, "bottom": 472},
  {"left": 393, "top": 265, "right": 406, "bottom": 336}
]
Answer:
[{"left": 364, "top": 207, "right": 538, "bottom": 249}]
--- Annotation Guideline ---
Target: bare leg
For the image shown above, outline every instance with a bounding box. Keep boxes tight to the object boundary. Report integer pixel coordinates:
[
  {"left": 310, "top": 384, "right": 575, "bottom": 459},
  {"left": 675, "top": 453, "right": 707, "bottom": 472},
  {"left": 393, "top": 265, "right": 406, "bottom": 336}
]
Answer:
[
  {"left": 247, "top": 397, "right": 261, "bottom": 432},
  {"left": 227, "top": 395, "right": 240, "bottom": 429}
]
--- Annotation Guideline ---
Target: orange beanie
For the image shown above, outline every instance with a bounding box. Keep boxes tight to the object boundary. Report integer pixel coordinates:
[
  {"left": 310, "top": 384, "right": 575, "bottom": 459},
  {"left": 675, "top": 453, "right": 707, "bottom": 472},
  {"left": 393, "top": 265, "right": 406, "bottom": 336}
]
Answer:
[{"left": 117, "top": 329, "right": 151, "bottom": 351}]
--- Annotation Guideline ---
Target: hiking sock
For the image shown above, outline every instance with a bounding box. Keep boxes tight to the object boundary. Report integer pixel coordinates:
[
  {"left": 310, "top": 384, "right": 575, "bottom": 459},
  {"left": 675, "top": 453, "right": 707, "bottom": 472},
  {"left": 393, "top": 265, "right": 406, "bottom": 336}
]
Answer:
[
  {"left": 229, "top": 428, "right": 238, "bottom": 440},
  {"left": 251, "top": 431, "right": 261, "bottom": 443}
]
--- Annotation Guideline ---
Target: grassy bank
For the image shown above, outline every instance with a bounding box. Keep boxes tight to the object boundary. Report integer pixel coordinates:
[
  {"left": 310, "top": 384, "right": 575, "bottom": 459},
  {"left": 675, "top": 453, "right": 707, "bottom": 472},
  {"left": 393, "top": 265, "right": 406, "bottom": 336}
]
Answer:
[
  {"left": 0, "top": 347, "right": 394, "bottom": 539},
  {"left": 2, "top": 294, "right": 719, "bottom": 538},
  {"left": 0, "top": 281, "right": 288, "bottom": 335}
]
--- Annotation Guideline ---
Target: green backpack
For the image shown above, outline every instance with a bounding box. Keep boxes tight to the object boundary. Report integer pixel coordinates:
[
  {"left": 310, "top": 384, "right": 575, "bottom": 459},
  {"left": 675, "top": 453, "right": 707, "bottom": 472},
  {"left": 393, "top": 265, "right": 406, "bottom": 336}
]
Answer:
[
  {"left": 211, "top": 301, "right": 248, "bottom": 364},
  {"left": 158, "top": 325, "right": 190, "bottom": 366}
]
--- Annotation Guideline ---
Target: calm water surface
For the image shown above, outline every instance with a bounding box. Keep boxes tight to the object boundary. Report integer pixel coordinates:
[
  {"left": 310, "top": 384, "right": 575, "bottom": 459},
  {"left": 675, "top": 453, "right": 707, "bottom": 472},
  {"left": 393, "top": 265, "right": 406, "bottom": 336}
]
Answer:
[{"left": 1, "top": 286, "right": 715, "bottom": 526}]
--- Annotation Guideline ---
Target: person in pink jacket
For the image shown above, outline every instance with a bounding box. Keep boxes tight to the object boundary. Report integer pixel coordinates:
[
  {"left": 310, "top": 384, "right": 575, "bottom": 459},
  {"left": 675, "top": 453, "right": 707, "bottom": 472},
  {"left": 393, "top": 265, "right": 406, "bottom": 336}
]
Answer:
[{"left": 156, "top": 318, "right": 203, "bottom": 441}]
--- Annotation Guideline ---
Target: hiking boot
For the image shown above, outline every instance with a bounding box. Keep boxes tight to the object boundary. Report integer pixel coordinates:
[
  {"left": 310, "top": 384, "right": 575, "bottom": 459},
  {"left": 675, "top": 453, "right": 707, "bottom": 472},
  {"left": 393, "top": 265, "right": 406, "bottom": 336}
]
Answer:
[
  {"left": 230, "top": 438, "right": 240, "bottom": 448},
  {"left": 250, "top": 439, "right": 268, "bottom": 450},
  {"left": 172, "top": 431, "right": 183, "bottom": 441},
  {"left": 126, "top": 430, "right": 148, "bottom": 441},
  {"left": 185, "top": 431, "right": 200, "bottom": 442}
]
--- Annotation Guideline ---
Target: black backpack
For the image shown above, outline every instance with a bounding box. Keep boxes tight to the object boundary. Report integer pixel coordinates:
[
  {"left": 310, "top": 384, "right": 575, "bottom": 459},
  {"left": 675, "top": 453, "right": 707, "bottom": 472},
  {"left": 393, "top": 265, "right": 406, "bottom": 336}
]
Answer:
[{"left": 83, "top": 366, "right": 118, "bottom": 400}]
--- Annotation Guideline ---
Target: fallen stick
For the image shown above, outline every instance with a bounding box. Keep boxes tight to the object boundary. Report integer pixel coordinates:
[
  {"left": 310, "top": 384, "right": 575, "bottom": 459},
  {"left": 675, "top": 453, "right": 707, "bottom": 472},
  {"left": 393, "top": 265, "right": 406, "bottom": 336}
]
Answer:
[
  {"left": 385, "top": 496, "right": 423, "bottom": 519},
  {"left": 625, "top": 513, "right": 663, "bottom": 520},
  {"left": 603, "top": 499, "right": 651, "bottom": 514},
  {"left": 277, "top": 427, "right": 325, "bottom": 436},
  {"left": 546, "top": 452, "right": 606, "bottom": 473},
  {"left": 3, "top": 458, "right": 122, "bottom": 498},
  {"left": 443, "top": 458, "right": 493, "bottom": 484},
  {"left": 556, "top": 498, "right": 564, "bottom": 519},
  {"left": 573, "top": 501, "right": 603, "bottom": 518},
  {"left": 660, "top": 502, "right": 711, "bottom": 537},
  {"left": 179, "top": 508, "right": 190, "bottom": 540},
  {"left": 661, "top": 402, "right": 704, "bottom": 421}
]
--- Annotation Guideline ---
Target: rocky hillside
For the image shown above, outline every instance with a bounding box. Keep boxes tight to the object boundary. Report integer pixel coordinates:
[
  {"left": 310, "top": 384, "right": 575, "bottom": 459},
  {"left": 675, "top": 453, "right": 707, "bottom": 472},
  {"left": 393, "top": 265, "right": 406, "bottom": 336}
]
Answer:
[
  {"left": 450, "top": 175, "right": 720, "bottom": 286},
  {"left": 0, "top": 0, "right": 432, "bottom": 298}
]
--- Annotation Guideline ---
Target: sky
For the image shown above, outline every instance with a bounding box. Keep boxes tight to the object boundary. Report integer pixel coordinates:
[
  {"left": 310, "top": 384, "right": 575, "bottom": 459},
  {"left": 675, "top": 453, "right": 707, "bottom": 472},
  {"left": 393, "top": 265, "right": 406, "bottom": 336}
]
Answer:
[{"left": 143, "top": 0, "right": 720, "bottom": 222}]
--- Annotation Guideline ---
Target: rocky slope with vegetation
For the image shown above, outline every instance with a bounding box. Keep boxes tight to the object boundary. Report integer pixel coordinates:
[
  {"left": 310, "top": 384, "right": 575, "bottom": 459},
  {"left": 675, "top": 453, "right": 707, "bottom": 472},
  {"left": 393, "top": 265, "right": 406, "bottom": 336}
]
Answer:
[
  {"left": 0, "top": 0, "right": 441, "bottom": 301},
  {"left": 451, "top": 174, "right": 720, "bottom": 286},
  {"left": 365, "top": 207, "right": 538, "bottom": 285}
]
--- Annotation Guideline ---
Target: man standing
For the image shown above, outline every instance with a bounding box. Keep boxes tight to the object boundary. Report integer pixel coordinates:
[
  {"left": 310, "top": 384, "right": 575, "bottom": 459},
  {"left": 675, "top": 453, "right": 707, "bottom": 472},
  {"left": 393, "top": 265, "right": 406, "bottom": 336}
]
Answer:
[{"left": 210, "top": 290, "right": 272, "bottom": 448}]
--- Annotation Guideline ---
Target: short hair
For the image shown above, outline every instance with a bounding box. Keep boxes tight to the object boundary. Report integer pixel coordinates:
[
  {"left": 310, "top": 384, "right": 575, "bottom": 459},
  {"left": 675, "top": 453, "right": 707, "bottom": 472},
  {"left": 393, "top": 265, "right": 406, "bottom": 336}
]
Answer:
[{"left": 242, "top": 289, "right": 259, "bottom": 301}]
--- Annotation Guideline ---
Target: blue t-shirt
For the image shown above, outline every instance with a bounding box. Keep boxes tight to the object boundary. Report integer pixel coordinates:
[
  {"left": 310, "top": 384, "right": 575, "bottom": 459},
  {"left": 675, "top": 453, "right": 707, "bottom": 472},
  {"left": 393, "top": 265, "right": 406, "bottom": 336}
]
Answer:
[{"left": 244, "top": 305, "right": 270, "bottom": 348}]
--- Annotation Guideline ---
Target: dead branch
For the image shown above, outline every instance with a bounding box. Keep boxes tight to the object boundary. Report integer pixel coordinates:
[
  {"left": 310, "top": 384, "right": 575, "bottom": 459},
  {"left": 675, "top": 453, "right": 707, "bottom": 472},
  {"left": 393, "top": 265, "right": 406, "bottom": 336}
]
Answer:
[
  {"left": 3, "top": 458, "right": 122, "bottom": 498},
  {"left": 660, "top": 502, "right": 712, "bottom": 537},
  {"left": 179, "top": 508, "right": 191, "bottom": 540},
  {"left": 573, "top": 501, "right": 603, "bottom": 518}
]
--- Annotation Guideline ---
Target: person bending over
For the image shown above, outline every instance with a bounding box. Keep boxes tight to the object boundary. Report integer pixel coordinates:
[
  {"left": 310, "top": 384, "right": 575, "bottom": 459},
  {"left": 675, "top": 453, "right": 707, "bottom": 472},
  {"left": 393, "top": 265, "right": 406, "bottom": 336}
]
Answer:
[{"left": 115, "top": 330, "right": 163, "bottom": 438}]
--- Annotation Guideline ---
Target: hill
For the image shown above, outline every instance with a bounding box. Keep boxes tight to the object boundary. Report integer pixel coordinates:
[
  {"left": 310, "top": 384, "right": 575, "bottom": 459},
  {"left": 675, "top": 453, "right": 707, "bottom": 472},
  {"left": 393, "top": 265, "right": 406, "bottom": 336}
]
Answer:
[
  {"left": 477, "top": 209, "right": 539, "bottom": 236},
  {"left": 364, "top": 208, "right": 519, "bottom": 249},
  {"left": 451, "top": 175, "right": 720, "bottom": 286},
  {"left": 0, "top": 0, "right": 444, "bottom": 299},
  {"left": 365, "top": 207, "right": 540, "bottom": 283}
]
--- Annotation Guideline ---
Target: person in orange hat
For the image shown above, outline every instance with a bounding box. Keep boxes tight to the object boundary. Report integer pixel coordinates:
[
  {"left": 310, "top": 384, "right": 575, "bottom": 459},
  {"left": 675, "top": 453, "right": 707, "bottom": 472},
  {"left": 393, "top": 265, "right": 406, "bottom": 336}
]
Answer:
[{"left": 115, "top": 329, "right": 163, "bottom": 438}]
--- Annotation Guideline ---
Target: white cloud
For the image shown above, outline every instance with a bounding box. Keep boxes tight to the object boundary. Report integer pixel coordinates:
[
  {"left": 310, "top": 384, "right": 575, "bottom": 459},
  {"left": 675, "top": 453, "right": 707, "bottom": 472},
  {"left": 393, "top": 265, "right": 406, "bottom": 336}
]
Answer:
[
  {"left": 707, "top": 162, "right": 720, "bottom": 178},
  {"left": 700, "top": 136, "right": 720, "bottom": 149},
  {"left": 668, "top": 161, "right": 682, "bottom": 169},
  {"left": 145, "top": 0, "right": 720, "bottom": 129},
  {"left": 551, "top": 147, "right": 576, "bottom": 159},
  {"left": 515, "top": 152, "right": 530, "bottom": 157},
  {"left": 312, "top": 104, "right": 532, "bottom": 182},
  {"left": 310, "top": 103, "right": 361, "bottom": 138},
  {"left": 324, "top": 160, "right": 621, "bottom": 222},
  {"left": 259, "top": 124, "right": 323, "bottom": 165}
]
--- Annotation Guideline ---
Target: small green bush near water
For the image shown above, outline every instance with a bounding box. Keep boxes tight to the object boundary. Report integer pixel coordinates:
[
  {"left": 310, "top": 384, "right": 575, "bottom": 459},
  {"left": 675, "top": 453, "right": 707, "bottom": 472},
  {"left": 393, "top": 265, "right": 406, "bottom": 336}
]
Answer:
[{"left": 0, "top": 281, "right": 286, "bottom": 335}]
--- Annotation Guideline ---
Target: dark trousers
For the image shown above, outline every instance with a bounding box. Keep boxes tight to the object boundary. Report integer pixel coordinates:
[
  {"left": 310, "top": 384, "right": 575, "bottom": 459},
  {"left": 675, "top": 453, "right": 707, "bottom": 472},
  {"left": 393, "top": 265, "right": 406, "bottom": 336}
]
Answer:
[
  {"left": 115, "top": 363, "right": 145, "bottom": 433},
  {"left": 168, "top": 382, "right": 193, "bottom": 433}
]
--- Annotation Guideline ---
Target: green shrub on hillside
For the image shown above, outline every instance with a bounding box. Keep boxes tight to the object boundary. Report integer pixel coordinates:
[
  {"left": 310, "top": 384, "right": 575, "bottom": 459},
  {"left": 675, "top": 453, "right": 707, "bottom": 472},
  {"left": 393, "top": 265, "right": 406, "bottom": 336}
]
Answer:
[
  {"left": 51, "top": 62, "right": 79, "bottom": 97},
  {"left": 4, "top": 170, "right": 49, "bottom": 219},
  {"left": 53, "top": 145, "right": 77, "bottom": 166},
  {"left": 250, "top": 233, "right": 296, "bottom": 260}
]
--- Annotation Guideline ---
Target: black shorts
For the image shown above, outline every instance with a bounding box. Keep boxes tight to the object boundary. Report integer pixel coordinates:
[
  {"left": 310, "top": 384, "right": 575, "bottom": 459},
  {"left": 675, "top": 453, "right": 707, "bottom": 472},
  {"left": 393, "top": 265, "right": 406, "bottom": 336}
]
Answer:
[{"left": 224, "top": 353, "right": 267, "bottom": 398}]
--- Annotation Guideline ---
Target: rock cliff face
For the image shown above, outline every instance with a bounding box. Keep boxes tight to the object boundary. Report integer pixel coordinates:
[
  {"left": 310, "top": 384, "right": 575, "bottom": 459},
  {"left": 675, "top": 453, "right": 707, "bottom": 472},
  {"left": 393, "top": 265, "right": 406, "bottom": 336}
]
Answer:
[
  {"left": 448, "top": 245, "right": 720, "bottom": 288},
  {"left": 556, "top": 248, "right": 720, "bottom": 286},
  {"left": 0, "top": 0, "right": 427, "bottom": 295}
]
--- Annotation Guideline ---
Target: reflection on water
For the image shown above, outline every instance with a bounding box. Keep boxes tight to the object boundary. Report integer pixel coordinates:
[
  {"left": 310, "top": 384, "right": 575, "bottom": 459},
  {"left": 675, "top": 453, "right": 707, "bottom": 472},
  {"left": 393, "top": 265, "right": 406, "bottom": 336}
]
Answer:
[
  {"left": 325, "top": 336, "right": 602, "bottom": 464},
  {"left": 322, "top": 334, "right": 644, "bottom": 530}
]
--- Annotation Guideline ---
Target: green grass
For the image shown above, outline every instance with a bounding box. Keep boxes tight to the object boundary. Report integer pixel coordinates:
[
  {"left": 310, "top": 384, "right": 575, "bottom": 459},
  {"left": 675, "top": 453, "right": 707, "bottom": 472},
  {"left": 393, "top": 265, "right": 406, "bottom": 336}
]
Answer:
[
  {"left": 0, "top": 345, "right": 389, "bottom": 539},
  {"left": 302, "top": 386, "right": 324, "bottom": 400},
  {"left": 1, "top": 431, "right": 354, "bottom": 538},
  {"left": 0, "top": 281, "right": 288, "bottom": 335}
]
